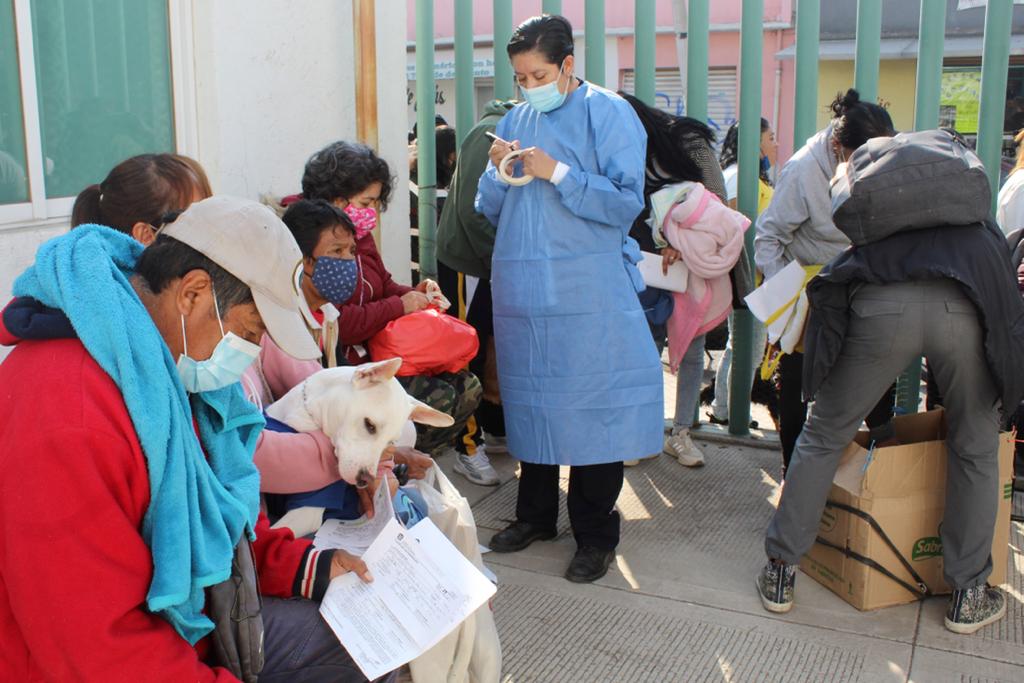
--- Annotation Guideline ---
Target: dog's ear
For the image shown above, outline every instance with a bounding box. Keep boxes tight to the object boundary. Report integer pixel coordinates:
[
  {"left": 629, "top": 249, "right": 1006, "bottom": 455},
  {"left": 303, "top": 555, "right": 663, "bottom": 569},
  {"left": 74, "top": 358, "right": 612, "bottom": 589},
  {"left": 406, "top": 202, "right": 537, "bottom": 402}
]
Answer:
[
  {"left": 408, "top": 397, "right": 455, "bottom": 427},
  {"left": 351, "top": 358, "right": 403, "bottom": 389}
]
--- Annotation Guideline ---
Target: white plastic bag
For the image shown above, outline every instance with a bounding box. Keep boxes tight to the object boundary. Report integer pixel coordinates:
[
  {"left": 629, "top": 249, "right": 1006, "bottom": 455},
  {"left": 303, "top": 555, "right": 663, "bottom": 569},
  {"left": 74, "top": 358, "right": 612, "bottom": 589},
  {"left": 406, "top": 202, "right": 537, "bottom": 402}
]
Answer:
[{"left": 406, "top": 466, "right": 501, "bottom": 683}]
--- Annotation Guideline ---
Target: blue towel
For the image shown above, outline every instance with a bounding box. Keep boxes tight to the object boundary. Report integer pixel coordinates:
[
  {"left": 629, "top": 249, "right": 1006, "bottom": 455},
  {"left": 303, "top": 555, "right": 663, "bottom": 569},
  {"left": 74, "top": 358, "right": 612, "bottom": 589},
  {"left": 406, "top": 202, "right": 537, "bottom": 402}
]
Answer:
[{"left": 13, "top": 225, "right": 263, "bottom": 644}]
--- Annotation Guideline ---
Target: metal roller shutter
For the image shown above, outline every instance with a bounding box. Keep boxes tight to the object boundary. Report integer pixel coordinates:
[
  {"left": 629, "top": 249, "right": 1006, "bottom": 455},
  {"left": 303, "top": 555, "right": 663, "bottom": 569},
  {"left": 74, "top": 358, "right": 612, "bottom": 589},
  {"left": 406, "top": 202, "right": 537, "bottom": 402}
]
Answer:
[{"left": 621, "top": 67, "right": 737, "bottom": 142}]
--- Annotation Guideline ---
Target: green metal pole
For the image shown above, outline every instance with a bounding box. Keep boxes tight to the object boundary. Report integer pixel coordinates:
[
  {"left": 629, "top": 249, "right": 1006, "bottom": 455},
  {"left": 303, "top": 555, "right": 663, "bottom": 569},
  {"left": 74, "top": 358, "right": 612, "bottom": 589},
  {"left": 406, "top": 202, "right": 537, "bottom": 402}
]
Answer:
[
  {"left": 542, "top": 0, "right": 562, "bottom": 15},
  {"left": 728, "top": 0, "right": 763, "bottom": 437},
  {"left": 686, "top": 0, "right": 709, "bottom": 123},
  {"left": 634, "top": 0, "right": 656, "bottom": 106},
  {"left": 455, "top": 0, "right": 475, "bottom": 148},
  {"left": 914, "top": 0, "right": 946, "bottom": 131},
  {"left": 793, "top": 0, "right": 820, "bottom": 147},
  {"left": 416, "top": 0, "right": 438, "bottom": 281},
  {"left": 978, "top": 0, "right": 1014, "bottom": 214},
  {"left": 585, "top": 0, "right": 605, "bottom": 87},
  {"left": 854, "top": 0, "right": 882, "bottom": 104},
  {"left": 895, "top": 0, "right": 947, "bottom": 415},
  {"left": 493, "top": 0, "right": 514, "bottom": 100}
]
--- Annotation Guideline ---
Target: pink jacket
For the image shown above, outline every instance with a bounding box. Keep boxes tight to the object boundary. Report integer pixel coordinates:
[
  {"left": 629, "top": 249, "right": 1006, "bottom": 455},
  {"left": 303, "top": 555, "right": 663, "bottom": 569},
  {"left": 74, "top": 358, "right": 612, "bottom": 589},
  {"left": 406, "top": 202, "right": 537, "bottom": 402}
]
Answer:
[
  {"left": 242, "top": 334, "right": 341, "bottom": 494},
  {"left": 660, "top": 183, "right": 749, "bottom": 371}
]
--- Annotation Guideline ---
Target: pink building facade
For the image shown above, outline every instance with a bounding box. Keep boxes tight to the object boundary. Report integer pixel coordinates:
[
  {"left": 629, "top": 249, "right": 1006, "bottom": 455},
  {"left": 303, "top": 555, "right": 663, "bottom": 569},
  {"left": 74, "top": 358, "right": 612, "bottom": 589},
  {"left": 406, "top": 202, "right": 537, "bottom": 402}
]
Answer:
[{"left": 407, "top": 1, "right": 801, "bottom": 160}]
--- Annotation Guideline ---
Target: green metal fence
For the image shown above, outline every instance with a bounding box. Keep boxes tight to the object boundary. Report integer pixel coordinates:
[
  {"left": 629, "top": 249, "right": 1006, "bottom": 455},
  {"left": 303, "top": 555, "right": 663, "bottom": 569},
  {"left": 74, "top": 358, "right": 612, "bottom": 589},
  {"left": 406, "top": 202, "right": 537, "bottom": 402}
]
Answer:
[{"left": 412, "top": 0, "right": 1017, "bottom": 429}]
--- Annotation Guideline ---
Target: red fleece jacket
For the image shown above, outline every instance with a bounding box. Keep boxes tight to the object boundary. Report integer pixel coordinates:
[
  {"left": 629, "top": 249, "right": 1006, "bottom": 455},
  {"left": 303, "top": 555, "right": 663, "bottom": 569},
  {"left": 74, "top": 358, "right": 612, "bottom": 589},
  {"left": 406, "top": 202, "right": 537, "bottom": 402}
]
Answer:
[
  {"left": 337, "top": 233, "right": 414, "bottom": 364},
  {"left": 0, "top": 335, "right": 334, "bottom": 682}
]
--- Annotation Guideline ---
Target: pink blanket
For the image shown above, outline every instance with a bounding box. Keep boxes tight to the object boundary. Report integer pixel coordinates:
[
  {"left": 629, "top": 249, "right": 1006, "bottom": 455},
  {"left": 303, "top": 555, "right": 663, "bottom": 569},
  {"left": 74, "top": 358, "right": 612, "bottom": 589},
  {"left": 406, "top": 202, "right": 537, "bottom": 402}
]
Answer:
[{"left": 660, "top": 183, "right": 749, "bottom": 371}]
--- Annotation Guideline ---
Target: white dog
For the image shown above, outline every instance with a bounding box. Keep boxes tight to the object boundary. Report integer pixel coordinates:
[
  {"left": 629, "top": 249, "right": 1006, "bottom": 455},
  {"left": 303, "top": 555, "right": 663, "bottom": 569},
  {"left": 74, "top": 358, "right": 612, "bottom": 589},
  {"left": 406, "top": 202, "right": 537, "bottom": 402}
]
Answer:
[{"left": 264, "top": 358, "right": 453, "bottom": 535}]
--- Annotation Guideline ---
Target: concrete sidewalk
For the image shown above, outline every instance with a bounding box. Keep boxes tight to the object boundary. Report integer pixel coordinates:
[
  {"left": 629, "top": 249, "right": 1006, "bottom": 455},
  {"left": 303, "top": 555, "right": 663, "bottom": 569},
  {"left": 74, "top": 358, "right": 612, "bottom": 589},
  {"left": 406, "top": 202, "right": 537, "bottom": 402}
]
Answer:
[{"left": 438, "top": 364, "right": 1024, "bottom": 682}]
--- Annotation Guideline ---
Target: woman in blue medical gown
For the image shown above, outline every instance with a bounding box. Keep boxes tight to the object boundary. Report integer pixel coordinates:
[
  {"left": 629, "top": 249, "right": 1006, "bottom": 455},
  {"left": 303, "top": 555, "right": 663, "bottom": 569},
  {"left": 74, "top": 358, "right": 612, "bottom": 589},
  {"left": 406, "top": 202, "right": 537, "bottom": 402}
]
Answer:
[{"left": 475, "top": 14, "right": 664, "bottom": 583}]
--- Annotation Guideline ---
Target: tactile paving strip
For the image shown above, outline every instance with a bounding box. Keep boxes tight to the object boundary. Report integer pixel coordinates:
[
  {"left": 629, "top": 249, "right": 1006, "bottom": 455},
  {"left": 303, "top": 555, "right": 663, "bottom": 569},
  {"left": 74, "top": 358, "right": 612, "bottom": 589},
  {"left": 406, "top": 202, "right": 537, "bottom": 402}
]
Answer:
[
  {"left": 472, "top": 467, "right": 571, "bottom": 534},
  {"left": 494, "top": 582, "right": 865, "bottom": 683},
  {"left": 470, "top": 437, "right": 780, "bottom": 556},
  {"left": 975, "top": 520, "right": 1024, "bottom": 647},
  {"left": 613, "top": 441, "right": 781, "bottom": 567}
]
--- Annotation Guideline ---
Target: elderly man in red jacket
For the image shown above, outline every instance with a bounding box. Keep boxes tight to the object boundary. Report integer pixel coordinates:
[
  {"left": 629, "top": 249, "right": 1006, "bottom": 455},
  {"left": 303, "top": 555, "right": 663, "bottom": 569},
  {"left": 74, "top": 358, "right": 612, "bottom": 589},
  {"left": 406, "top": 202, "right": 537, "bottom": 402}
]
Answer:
[{"left": 0, "top": 197, "right": 388, "bottom": 682}]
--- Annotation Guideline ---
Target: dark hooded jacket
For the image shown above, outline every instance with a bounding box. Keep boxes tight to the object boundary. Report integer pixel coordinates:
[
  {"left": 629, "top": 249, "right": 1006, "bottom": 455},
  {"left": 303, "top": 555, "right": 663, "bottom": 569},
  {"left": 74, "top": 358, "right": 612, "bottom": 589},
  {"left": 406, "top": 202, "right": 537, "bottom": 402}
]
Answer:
[
  {"left": 436, "top": 100, "right": 516, "bottom": 279},
  {"left": 802, "top": 219, "right": 1024, "bottom": 421}
]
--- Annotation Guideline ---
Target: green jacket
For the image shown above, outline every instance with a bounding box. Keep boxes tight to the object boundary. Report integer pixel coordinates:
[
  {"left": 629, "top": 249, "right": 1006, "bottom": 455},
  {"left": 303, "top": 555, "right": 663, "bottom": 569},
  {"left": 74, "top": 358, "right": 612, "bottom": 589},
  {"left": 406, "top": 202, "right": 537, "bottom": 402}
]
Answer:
[{"left": 437, "top": 100, "right": 515, "bottom": 279}]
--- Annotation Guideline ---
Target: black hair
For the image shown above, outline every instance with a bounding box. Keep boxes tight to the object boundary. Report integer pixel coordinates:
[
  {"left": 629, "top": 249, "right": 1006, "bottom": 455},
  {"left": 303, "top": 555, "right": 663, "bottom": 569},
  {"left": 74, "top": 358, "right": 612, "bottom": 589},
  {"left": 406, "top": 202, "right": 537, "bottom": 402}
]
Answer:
[
  {"left": 281, "top": 199, "right": 355, "bottom": 259},
  {"left": 507, "top": 14, "right": 574, "bottom": 64},
  {"left": 435, "top": 126, "right": 458, "bottom": 189},
  {"left": 830, "top": 89, "right": 895, "bottom": 151},
  {"left": 409, "top": 126, "right": 459, "bottom": 189},
  {"left": 301, "top": 141, "right": 394, "bottom": 211},
  {"left": 620, "top": 92, "right": 716, "bottom": 192},
  {"left": 719, "top": 118, "right": 772, "bottom": 183},
  {"left": 135, "top": 234, "right": 253, "bottom": 315},
  {"left": 408, "top": 115, "right": 450, "bottom": 143}
]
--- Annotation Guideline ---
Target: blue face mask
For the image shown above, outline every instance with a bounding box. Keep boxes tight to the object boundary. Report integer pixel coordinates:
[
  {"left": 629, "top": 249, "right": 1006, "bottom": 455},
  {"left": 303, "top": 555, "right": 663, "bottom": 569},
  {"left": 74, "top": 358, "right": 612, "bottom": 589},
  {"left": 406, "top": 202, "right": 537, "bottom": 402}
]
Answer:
[
  {"left": 760, "top": 156, "right": 772, "bottom": 175},
  {"left": 176, "top": 288, "right": 261, "bottom": 394},
  {"left": 521, "top": 62, "right": 569, "bottom": 114},
  {"left": 311, "top": 256, "right": 359, "bottom": 304}
]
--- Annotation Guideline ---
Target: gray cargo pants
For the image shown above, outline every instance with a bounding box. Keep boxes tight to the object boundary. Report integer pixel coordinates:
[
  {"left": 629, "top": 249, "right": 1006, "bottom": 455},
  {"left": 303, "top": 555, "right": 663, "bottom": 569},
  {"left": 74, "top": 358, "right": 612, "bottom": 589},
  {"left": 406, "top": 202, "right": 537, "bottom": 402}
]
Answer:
[{"left": 765, "top": 279, "right": 1002, "bottom": 590}]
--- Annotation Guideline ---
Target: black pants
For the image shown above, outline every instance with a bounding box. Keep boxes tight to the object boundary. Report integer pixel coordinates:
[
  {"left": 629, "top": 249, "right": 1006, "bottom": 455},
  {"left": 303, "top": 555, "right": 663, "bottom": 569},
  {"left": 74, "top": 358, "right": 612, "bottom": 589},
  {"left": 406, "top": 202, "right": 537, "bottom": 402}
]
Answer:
[
  {"left": 515, "top": 461, "right": 624, "bottom": 551},
  {"left": 437, "top": 262, "right": 506, "bottom": 442},
  {"left": 778, "top": 351, "right": 895, "bottom": 473}
]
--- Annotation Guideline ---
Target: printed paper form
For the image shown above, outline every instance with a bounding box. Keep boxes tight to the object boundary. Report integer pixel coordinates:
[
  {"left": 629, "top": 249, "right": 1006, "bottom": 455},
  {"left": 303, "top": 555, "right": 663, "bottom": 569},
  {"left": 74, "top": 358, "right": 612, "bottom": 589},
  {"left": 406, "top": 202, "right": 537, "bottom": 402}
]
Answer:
[
  {"left": 312, "top": 480, "right": 393, "bottom": 555},
  {"left": 319, "top": 518, "right": 497, "bottom": 680}
]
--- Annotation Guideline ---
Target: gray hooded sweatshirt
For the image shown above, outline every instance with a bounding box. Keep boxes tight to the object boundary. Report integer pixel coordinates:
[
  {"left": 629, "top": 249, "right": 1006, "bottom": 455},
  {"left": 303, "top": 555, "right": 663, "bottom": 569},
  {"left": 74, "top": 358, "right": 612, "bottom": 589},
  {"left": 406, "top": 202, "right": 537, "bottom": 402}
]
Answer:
[{"left": 754, "top": 125, "right": 850, "bottom": 279}]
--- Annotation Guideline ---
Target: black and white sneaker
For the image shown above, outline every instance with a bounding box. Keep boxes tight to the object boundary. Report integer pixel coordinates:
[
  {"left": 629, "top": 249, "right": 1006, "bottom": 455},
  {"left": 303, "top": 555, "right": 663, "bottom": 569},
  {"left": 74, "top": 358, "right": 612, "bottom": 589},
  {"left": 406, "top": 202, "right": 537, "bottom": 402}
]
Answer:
[
  {"left": 945, "top": 585, "right": 1006, "bottom": 634},
  {"left": 755, "top": 560, "right": 796, "bottom": 613}
]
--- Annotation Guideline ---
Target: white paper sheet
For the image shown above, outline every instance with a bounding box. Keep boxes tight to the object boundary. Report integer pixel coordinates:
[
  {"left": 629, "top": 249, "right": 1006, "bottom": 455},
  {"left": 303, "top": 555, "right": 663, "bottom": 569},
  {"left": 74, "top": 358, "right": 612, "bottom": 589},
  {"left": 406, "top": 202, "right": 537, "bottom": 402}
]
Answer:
[
  {"left": 319, "top": 518, "right": 497, "bottom": 680},
  {"left": 638, "top": 250, "right": 689, "bottom": 293},
  {"left": 743, "top": 259, "right": 808, "bottom": 343},
  {"left": 313, "top": 481, "right": 393, "bottom": 555}
]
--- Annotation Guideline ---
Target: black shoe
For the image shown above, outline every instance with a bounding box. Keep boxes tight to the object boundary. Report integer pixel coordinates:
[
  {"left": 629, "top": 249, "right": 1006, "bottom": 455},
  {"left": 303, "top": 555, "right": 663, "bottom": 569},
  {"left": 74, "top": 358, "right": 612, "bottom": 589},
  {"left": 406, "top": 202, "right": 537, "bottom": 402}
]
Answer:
[
  {"left": 565, "top": 546, "right": 615, "bottom": 583},
  {"left": 945, "top": 585, "right": 1006, "bottom": 634},
  {"left": 704, "top": 412, "right": 759, "bottom": 430},
  {"left": 755, "top": 559, "right": 796, "bottom": 613},
  {"left": 488, "top": 521, "right": 556, "bottom": 553}
]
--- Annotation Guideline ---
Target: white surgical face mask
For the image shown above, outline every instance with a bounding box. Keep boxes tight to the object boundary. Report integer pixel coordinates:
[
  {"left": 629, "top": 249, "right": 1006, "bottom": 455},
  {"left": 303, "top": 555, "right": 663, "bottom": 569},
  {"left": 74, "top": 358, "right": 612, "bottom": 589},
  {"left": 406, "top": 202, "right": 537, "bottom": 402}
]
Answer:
[{"left": 176, "top": 287, "right": 261, "bottom": 393}]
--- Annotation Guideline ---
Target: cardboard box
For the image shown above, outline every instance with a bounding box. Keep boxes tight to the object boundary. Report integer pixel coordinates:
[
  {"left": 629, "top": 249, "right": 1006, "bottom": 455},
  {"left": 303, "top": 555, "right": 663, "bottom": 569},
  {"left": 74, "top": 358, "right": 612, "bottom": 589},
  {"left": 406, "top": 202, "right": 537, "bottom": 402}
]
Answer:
[{"left": 800, "top": 409, "right": 1013, "bottom": 611}]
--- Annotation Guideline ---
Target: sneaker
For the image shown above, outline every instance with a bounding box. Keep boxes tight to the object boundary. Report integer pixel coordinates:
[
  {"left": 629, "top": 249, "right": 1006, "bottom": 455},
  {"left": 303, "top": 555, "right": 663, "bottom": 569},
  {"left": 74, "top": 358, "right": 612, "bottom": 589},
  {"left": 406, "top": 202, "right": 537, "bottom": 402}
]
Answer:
[
  {"left": 664, "top": 430, "right": 705, "bottom": 467},
  {"left": 489, "top": 521, "right": 557, "bottom": 553},
  {"left": 565, "top": 546, "right": 615, "bottom": 583},
  {"left": 453, "top": 448, "right": 500, "bottom": 486},
  {"left": 483, "top": 432, "right": 509, "bottom": 455},
  {"left": 945, "top": 585, "right": 1006, "bottom": 634},
  {"left": 755, "top": 560, "right": 796, "bottom": 613}
]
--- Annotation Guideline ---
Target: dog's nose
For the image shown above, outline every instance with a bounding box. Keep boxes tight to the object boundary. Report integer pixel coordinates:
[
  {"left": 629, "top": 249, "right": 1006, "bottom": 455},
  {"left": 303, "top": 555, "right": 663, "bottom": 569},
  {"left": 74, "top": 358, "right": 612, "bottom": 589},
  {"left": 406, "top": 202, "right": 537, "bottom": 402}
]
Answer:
[{"left": 355, "top": 469, "right": 373, "bottom": 489}]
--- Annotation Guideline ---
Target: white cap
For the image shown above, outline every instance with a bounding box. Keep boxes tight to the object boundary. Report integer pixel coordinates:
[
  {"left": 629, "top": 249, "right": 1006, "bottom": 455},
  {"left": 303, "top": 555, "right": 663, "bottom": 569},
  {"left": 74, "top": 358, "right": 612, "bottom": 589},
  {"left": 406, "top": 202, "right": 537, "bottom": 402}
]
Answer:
[{"left": 160, "top": 196, "right": 321, "bottom": 361}]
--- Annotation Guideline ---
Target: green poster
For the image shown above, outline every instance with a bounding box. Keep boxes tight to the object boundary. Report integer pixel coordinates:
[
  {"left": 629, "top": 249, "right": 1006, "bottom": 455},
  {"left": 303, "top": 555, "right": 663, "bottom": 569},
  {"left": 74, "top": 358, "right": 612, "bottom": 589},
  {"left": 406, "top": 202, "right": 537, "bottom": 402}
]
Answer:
[{"left": 940, "top": 70, "right": 982, "bottom": 134}]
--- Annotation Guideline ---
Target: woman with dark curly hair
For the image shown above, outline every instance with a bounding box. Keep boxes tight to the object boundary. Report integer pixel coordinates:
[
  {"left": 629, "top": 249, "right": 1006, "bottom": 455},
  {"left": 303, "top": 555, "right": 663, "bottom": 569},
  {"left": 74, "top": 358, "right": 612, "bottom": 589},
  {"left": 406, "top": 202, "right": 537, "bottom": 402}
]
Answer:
[{"left": 286, "top": 141, "right": 483, "bottom": 462}]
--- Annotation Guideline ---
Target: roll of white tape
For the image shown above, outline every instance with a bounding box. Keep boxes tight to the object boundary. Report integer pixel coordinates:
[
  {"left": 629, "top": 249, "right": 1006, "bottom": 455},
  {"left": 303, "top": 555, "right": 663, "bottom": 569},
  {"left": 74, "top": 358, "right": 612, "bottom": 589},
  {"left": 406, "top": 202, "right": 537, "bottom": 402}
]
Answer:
[{"left": 498, "top": 148, "right": 534, "bottom": 186}]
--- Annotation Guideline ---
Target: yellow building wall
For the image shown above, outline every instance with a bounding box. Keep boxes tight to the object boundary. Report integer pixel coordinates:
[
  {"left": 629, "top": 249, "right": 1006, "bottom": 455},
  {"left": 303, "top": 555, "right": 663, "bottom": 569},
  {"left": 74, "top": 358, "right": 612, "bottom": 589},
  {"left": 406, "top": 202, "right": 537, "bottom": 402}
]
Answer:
[{"left": 815, "top": 60, "right": 918, "bottom": 135}]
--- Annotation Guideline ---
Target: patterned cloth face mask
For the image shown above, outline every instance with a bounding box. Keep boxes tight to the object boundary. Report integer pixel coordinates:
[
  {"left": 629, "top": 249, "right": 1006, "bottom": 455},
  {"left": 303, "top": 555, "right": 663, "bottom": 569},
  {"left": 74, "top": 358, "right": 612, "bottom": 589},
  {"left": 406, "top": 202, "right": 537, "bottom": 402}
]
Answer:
[
  {"left": 311, "top": 256, "right": 359, "bottom": 304},
  {"left": 344, "top": 205, "right": 377, "bottom": 240}
]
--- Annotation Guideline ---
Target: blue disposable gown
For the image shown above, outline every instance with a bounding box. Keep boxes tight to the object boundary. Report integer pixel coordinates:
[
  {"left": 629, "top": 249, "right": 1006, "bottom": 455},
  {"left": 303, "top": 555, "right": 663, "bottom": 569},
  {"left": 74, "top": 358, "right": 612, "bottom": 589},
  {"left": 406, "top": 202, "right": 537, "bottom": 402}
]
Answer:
[{"left": 475, "top": 82, "right": 664, "bottom": 466}]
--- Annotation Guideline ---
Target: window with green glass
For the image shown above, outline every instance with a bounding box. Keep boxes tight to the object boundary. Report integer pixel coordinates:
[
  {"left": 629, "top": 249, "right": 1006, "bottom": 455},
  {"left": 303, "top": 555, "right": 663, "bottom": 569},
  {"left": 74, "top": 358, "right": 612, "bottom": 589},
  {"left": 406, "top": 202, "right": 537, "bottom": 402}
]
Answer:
[
  {"left": 0, "top": 0, "right": 29, "bottom": 205},
  {"left": 31, "top": 0, "right": 174, "bottom": 199}
]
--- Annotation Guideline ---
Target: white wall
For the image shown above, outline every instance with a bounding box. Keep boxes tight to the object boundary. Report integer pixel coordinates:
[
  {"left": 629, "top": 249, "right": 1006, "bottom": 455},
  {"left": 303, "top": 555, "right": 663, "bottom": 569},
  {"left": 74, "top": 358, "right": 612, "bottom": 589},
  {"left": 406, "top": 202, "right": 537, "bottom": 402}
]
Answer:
[
  {"left": 190, "top": 0, "right": 358, "bottom": 199},
  {"left": 376, "top": 0, "right": 413, "bottom": 284},
  {"left": 0, "top": 0, "right": 412, "bottom": 361}
]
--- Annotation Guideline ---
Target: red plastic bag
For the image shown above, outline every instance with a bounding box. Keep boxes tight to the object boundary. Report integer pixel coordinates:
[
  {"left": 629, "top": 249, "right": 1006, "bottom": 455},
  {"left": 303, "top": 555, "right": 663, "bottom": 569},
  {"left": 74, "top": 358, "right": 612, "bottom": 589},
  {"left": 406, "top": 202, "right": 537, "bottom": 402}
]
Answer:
[{"left": 368, "top": 308, "right": 479, "bottom": 376}]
